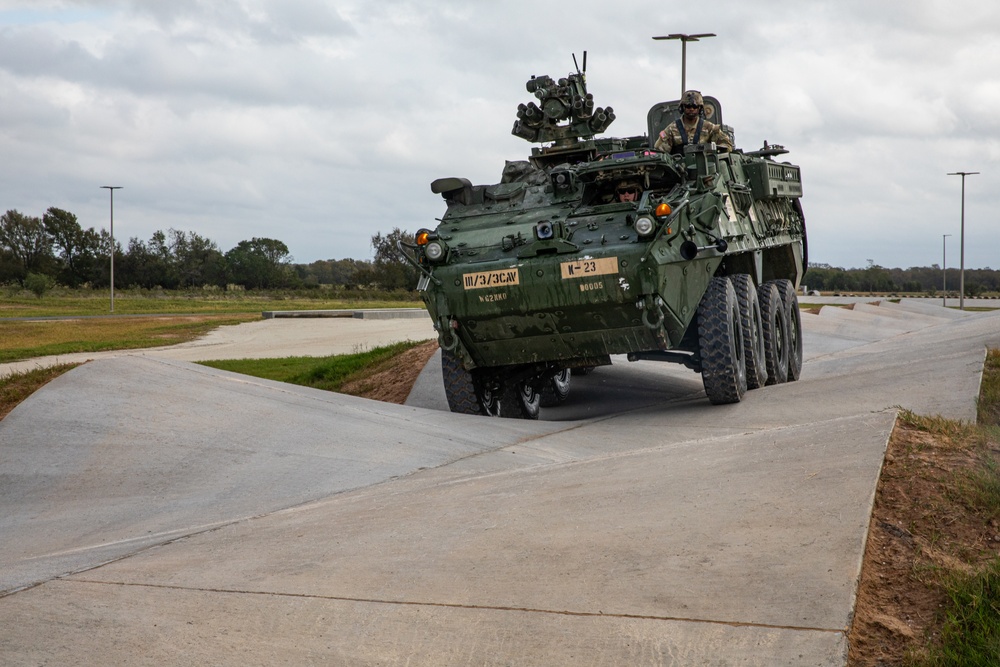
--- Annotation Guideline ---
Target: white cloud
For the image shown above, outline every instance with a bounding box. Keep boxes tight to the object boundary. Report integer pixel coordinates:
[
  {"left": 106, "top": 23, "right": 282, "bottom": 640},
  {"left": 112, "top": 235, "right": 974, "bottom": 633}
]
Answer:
[{"left": 0, "top": 0, "right": 999, "bottom": 269}]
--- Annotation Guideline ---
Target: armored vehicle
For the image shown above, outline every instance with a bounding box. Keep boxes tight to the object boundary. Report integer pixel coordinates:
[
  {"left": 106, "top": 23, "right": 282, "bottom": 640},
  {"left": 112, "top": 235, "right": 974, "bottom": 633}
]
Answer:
[{"left": 402, "top": 57, "right": 806, "bottom": 418}]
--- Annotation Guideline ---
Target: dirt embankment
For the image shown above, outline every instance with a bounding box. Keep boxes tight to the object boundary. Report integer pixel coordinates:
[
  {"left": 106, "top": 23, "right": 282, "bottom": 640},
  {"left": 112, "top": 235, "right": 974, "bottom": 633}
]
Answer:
[
  {"left": 340, "top": 339, "right": 439, "bottom": 404},
  {"left": 848, "top": 416, "right": 1000, "bottom": 665}
]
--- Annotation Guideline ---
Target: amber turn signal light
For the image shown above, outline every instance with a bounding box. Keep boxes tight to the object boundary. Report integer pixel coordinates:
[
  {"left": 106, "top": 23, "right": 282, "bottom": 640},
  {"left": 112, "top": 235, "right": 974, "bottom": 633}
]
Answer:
[
  {"left": 655, "top": 203, "right": 672, "bottom": 217},
  {"left": 416, "top": 230, "right": 430, "bottom": 245}
]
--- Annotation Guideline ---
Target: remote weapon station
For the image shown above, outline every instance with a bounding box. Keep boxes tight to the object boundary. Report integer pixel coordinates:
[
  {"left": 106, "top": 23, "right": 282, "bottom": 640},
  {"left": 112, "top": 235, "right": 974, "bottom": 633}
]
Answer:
[{"left": 401, "top": 53, "right": 806, "bottom": 418}]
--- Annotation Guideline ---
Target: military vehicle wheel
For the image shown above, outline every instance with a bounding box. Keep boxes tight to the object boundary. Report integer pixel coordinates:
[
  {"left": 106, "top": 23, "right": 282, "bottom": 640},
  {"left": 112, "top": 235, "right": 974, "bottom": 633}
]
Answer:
[
  {"left": 513, "top": 381, "right": 542, "bottom": 419},
  {"left": 759, "top": 281, "right": 790, "bottom": 385},
  {"left": 441, "top": 348, "right": 481, "bottom": 415},
  {"left": 774, "top": 279, "right": 803, "bottom": 382},
  {"left": 477, "top": 375, "right": 540, "bottom": 419},
  {"left": 477, "top": 379, "right": 503, "bottom": 417},
  {"left": 697, "top": 276, "right": 747, "bottom": 405},
  {"left": 730, "top": 274, "right": 767, "bottom": 390},
  {"left": 539, "top": 369, "right": 571, "bottom": 407}
]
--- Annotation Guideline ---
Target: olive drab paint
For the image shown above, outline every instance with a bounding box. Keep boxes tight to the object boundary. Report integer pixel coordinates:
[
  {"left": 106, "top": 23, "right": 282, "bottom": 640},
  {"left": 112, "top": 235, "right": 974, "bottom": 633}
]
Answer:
[{"left": 401, "top": 54, "right": 807, "bottom": 418}]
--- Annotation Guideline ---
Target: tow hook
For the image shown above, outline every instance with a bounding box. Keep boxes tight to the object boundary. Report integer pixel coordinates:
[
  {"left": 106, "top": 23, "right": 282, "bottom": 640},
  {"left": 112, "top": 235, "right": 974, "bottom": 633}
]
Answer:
[{"left": 640, "top": 295, "right": 665, "bottom": 330}]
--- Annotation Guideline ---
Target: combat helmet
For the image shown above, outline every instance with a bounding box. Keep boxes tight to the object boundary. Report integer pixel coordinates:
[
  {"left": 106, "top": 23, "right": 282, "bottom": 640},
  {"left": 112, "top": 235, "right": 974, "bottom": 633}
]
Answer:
[{"left": 681, "top": 90, "right": 704, "bottom": 109}]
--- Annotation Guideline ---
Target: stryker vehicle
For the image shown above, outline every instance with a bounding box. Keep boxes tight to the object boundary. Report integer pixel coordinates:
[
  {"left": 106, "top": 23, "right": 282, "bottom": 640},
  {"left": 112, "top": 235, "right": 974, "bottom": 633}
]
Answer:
[{"left": 401, "top": 55, "right": 806, "bottom": 419}]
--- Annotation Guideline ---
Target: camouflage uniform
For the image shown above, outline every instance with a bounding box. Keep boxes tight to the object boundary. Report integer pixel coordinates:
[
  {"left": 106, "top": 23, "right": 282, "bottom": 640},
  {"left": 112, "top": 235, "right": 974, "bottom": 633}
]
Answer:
[
  {"left": 654, "top": 118, "right": 733, "bottom": 153},
  {"left": 653, "top": 90, "right": 734, "bottom": 153}
]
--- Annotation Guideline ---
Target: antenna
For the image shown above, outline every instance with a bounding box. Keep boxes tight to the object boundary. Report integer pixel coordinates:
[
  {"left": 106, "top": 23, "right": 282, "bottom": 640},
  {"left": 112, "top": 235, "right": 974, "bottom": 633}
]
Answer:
[{"left": 573, "top": 53, "right": 581, "bottom": 76}]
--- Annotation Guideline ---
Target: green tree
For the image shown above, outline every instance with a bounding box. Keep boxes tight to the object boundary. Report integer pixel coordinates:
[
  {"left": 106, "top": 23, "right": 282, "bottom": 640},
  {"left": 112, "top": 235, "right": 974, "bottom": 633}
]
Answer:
[
  {"left": 355, "top": 228, "right": 418, "bottom": 290},
  {"left": 42, "top": 207, "right": 103, "bottom": 287},
  {"left": 0, "top": 209, "right": 53, "bottom": 281},
  {"left": 170, "top": 229, "right": 226, "bottom": 288},
  {"left": 860, "top": 265, "right": 895, "bottom": 293},
  {"left": 0, "top": 248, "right": 21, "bottom": 284},
  {"left": 119, "top": 236, "right": 166, "bottom": 289},
  {"left": 294, "top": 258, "right": 369, "bottom": 286},
  {"left": 24, "top": 272, "right": 55, "bottom": 298},
  {"left": 225, "top": 237, "right": 295, "bottom": 289}
]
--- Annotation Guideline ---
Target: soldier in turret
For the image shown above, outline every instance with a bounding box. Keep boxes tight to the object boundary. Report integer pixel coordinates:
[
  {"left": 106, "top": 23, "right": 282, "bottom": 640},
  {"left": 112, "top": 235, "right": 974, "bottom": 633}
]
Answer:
[{"left": 654, "top": 90, "right": 733, "bottom": 154}]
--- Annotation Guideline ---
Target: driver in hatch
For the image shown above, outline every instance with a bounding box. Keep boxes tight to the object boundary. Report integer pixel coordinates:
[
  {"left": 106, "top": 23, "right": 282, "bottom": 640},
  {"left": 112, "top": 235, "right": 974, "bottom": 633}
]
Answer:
[{"left": 616, "top": 181, "right": 641, "bottom": 202}]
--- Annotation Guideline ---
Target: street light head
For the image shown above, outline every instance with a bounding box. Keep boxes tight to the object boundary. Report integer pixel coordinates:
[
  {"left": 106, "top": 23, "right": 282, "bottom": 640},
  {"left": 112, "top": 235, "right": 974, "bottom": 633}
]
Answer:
[
  {"left": 653, "top": 33, "right": 716, "bottom": 41},
  {"left": 653, "top": 32, "right": 717, "bottom": 99}
]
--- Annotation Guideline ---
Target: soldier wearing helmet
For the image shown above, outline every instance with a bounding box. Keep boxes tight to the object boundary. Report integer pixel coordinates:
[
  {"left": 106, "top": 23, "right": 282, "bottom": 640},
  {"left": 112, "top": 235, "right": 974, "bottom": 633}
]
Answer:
[
  {"left": 615, "top": 180, "right": 641, "bottom": 202},
  {"left": 654, "top": 90, "right": 733, "bottom": 154}
]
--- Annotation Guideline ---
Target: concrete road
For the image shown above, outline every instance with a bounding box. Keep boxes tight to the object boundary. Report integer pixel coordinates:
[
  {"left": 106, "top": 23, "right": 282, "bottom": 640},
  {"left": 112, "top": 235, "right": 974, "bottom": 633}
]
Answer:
[{"left": 2, "top": 299, "right": 998, "bottom": 666}]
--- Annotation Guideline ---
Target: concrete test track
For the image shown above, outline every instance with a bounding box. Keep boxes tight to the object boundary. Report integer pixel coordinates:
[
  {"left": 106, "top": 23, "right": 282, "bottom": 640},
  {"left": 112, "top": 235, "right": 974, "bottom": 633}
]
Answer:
[{"left": 1, "top": 299, "right": 999, "bottom": 665}]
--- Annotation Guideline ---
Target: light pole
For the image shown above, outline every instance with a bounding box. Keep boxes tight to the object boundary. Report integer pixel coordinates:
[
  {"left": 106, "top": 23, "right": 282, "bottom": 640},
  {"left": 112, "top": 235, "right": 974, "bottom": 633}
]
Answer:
[
  {"left": 652, "top": 33, "right": 716, "bottom": 97},
  {"left": 946, "top": 171, "right": 978, "bottom": 310},
  {"left": 100, "top": 186, "right": 122, "bottom": 312},
  {"left": 942, "top": 234, "right": 951, "bottom": 307}
]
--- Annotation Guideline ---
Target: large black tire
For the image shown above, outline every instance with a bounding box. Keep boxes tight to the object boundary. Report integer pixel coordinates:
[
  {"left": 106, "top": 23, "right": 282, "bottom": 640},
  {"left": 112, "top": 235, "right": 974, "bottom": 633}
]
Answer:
[
  {"left": 774, "top": 279, "right": 803, "bottom": 382},
  {"left": 759, "top": 281, "right": 790, "bottom": 385},
  {"left": 477, "top": 374, "right": 540, "bottom": 420},
  {"left": 510, "top": 381, "right": 541, "bottom": 419},
  {"left": 539, "top": 369, "right": 571, "bottom": 407},
  {"left": 441, "top": 347, "right": 481, "bottom": 415},
  {"left": 477, "top": 378, "right": 504, "bottom": 417},
  {"left": 697, "top": 276, "right": 747, "bottom": 405},
  {"left": 730, "top": 274, "right": 767, "bottom": 390}
]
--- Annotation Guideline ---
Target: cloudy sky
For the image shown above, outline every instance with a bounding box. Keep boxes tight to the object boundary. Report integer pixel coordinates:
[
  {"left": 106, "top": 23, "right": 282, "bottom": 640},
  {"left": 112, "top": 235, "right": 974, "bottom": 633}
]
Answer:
[{"left": 1, "top": 0, "right": 998, "bottom": 270}]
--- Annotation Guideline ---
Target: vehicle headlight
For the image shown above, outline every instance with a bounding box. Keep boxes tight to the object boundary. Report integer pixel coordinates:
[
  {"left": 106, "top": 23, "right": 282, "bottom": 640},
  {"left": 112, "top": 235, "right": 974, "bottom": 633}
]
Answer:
[
  {"left": 424, "top": 241, "right": 446, "bottom": 262},
  {"left": 634, "top": 216, "right": 656, "bottom": 237}
]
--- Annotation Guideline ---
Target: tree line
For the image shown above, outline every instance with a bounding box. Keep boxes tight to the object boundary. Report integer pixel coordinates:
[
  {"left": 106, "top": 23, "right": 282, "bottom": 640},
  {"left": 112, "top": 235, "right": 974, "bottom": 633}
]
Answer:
[
  {"left": 804, "top": 263, "right": 1000, "bottom": 296},
  {"left": 6, "top": 206, "right": 994, "bottom": 296},
  {"left": 1, "top": 208, "right": 303, "bottom": 291},
  {"left": 1, "top": 207, "right": 419, "bottom": 293}
]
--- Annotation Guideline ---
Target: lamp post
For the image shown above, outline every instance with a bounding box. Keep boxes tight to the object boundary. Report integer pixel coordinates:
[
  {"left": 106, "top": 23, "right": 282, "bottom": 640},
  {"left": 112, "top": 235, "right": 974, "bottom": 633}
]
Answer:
[
  {"left": 652, "top": 33, "right": 716, "bottom": 97},
  {"left": 100, "top": 186, "right": 122, "bottom": 313},
  {"left": 942, "top": 234, "right": 951, "bottom": 307},
  {"left": 946, "top": 171, "right": 978, "bottom": 310}
]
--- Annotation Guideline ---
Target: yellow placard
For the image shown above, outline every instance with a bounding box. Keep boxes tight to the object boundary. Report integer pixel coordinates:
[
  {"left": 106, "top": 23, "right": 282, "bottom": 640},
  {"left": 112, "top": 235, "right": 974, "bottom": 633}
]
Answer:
[
  {"left": 560, "top": 256, "right": 619, "bottom": 280},
  {"left": 462, "top": 268, "right": 520, "bottom": 290}
]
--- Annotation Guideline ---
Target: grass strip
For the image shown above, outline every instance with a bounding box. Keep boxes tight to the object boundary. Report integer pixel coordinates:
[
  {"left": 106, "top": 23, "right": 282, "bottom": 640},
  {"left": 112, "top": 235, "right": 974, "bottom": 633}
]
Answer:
[
  {"left": 929, "top": 561, "right": 1000, "bottom": 666},
  {"left": 0, "top": 364, "right": 81, "bottom": 421},
  {"left": 196, "top": 340, "right": 425, "bottom": 392},
  {"left": 0, "top": 289, "right": 422, "bottom": 318},
  {"left": 979, "top": 349, "right": 1000, "bottom": 427}
]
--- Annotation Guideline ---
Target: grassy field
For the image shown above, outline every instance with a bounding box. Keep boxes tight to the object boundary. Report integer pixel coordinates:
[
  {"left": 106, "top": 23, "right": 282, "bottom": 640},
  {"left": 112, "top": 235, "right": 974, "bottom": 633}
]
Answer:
[
  {"left": 0, "top": 289, "right": 424, "bottom": 362},
  {"left": 0, "top": 288, "right": 429, "bottom": 412},
  {"left": 0, "top": 315, "right": 258, "bottom": 362},
  {"left": 1, "top": 286, "right": 423, "bottom": 318}
]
